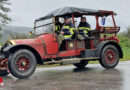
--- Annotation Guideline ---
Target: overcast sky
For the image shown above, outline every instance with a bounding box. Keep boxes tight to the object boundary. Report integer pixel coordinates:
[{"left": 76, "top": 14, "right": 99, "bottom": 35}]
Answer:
[{"left": 9, "top": 0, "right": 130, "bottom": 32}]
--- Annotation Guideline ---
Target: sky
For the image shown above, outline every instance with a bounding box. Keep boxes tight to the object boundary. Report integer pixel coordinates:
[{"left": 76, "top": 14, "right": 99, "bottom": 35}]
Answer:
[{"left": 9, "top": 0, "right": 130, "bottom": 32}]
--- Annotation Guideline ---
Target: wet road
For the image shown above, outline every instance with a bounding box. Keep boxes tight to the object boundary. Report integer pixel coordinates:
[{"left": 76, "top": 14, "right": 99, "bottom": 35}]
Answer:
[{"left": 1, "top": 61, "right": 130, "bottom": 90}]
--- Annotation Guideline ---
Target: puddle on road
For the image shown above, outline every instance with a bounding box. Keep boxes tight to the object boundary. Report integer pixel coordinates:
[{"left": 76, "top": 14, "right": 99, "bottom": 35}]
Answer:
[{"left": 0, "top": 64, "right": 129, "bottom": 90}]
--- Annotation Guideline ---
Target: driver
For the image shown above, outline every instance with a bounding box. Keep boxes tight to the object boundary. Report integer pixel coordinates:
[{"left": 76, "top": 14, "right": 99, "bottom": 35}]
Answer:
[
  {"left": 55, "top": 17, "right": 62, "bottom": 34},
  {"left": 58, "top": 16, "right": 75, "bottom": 47},
  {"left": 78, "top": 17, "right": 91, "bottom": 39}
]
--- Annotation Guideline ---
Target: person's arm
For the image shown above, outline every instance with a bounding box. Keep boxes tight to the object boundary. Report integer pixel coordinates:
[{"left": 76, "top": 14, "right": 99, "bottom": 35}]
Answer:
[
  {"left": 78, "top": 23, "right": 81, "bottom": 28},
  {"left": 60, "top": 24, "right": 64, "bottom": 34},
  {"left": 69, "top": 23, "right": 75, "bottom": 35},
  {"left": 60, "top": 22, "right": 63, "bottom": 28},
  {"left": 84, "top": 22, "right": 90, "bottom": 30},
  {"left": 87, "top": 22, "right": 91, "bottom": 29}
]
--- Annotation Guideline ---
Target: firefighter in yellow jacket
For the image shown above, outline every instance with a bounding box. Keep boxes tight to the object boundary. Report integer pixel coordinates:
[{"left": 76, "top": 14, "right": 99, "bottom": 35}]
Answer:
[
  {"left": 78, "top": 17, "right": 91, "bottom": 39},
  {"left": 58, "top": 16, "right": 75, "bottom": 47},
  {"left": 55, "top": 17, "right": 62, "bottom": 34}
]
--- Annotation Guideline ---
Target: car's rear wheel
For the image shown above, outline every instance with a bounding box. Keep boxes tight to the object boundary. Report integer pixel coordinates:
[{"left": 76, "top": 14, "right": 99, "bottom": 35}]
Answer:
[
  {"left": 99, "top": 45, "right": 119, "bottom": 69},
  {"left": 73, "top": 60, "right": 89, "bottom": 68},
  {"left": 8, "top": 49, "right": 37, "bottom": 79}
]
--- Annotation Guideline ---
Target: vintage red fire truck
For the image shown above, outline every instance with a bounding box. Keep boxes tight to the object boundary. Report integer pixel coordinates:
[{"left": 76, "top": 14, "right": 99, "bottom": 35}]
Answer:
[{"left": 0, "top": 7, "right": 123, "bottom": 79}]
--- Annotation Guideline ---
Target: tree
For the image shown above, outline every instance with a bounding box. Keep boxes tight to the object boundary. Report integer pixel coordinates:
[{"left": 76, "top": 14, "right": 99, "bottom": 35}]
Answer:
[{"left": 0, "top": 0, "right": 11, "bottom": 30}]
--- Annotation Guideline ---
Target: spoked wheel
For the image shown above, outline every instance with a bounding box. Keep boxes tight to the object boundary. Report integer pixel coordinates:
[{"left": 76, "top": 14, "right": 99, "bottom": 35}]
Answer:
[
  {"left": 0, "top": 59, "right": 9, "bottom": 76},
  {"left": 16, "top": 57, "right": 30, "bottom": 71},
  {"left": 99, "top": 45, "right": 119, "bottom": 69},
  {"left": 8, "top": 49, "right": 37, "bottom": 79},
  {"left": 73, "top": 60, "right": 89, "bottom": 68}
]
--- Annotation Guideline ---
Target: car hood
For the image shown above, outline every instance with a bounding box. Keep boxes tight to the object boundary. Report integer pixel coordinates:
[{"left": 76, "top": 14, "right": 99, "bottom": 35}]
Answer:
[
  {"left": 7, "top": 33, "right": 54, "bottom": 45},
  {"left": 8, "top": 38, "right": 43, "bottom": 45}
]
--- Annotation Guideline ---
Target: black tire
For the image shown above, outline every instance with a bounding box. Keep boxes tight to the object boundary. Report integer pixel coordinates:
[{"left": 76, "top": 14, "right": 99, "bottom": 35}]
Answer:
[
  {"left": 73, "top": 60, "right": 89, "bottom": 68},
  {"left": 0, "top": 69, "right": 9, "bottom": 76},
  {"left": 8, "top": 49, "right": 37, "bottom": 79},
  {"left": 99, "top": 45, "right": 119, "bottom": 69}
]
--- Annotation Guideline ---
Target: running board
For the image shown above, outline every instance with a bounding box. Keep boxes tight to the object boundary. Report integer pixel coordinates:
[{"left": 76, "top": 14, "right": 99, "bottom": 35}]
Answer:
[{"left": 43, "top": 57, "right": 100, "bottom": 65}]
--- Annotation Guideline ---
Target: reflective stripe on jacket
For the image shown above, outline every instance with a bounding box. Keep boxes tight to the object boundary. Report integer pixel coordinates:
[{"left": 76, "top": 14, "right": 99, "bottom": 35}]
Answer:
[
  {"left": 78, "top": 27, "right": 90, "bottom": 34},
  {"left": 55, "top": 25, "right": 61, "bottom": 33},
  {"left": 62, "top": 22, "right": 75, "bottom": 38},
  {"left": 55, "top": 22, "right": 62, "bottom": 34}
]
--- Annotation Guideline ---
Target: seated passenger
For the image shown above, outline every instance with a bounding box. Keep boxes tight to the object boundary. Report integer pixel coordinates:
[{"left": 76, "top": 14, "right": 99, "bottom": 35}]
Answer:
[
  {"left": 58, "top": 16, "right": 75, "bottom": 47},
  {"left": 55, "top": 17, "right": 62, "bottom": 34},
  {"left": 78, "top": 17, "right": 91, "bottom": 39}
]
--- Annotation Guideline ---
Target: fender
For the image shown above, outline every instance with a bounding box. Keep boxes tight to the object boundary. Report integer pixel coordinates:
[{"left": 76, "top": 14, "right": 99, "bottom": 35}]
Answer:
[
  {"left": 2, "top": 45, "right": 16, "bottom": 52},
  {"left": 96, "top": 41, "right": 123, "bottom": 58},
  {"left": 2, "top": 44, "right": 43, "bottom": 64}
]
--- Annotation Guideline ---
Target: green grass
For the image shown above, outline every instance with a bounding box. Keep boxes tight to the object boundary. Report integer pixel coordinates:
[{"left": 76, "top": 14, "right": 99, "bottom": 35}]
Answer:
[
  {"left": 117, "top": 35, "right": 130, "bottom": 61},
  {"left": 120, "top": 47, "right": 130, "bottom": 61},
  {"left": 117, "top": 35, "right": 130, "bottom": 47}
]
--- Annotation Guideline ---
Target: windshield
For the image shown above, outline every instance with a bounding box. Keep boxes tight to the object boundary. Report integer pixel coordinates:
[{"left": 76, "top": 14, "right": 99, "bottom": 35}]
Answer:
[{"left": 35, "top": 18, "right": 53, "bottom": 35}]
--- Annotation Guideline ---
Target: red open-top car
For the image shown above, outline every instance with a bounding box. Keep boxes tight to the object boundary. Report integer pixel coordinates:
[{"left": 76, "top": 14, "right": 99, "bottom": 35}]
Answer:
[{"left": 0, "top": 7, "right": 123, "bottom": 79}]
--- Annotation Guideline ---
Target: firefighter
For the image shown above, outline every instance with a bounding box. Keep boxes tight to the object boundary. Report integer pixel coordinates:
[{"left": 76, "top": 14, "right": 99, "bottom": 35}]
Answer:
[
  {"left": 55, "top": 17, "right": 62, "bottom": 34},
  {"left": 78, "top": 17, "right": 91, "bottom": 39},
  {"left": 58, "top": 16, "right": 75, "bottom": 47}
]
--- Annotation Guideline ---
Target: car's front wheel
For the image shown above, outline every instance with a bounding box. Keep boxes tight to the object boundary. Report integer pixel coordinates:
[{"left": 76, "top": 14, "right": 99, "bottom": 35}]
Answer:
[{"left": 8, "top": 49, "right": 37, "bottom": 79}]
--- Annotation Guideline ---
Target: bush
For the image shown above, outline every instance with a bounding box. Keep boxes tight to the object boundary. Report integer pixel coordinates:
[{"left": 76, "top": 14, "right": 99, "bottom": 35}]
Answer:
[
  {"left": 121, "top": 27, "right": 130, "bottom": 39},
  {"left": 117, "top": 35, "right": 130, "bottom": 47}
]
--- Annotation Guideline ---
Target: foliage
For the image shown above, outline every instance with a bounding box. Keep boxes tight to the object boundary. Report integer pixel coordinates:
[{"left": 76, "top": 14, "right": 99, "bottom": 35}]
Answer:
[
  {"left": 0, "top": 0, "right": 11, "bottom": 29},
  {"left": 117, "top": 35, "right": 130, "bottom": 47},
  {"left": 117, "top": 34, "right": 130, "bottom": 60},
  {"left": 0, "top": 0, "right": 11, "bottom": 38}
]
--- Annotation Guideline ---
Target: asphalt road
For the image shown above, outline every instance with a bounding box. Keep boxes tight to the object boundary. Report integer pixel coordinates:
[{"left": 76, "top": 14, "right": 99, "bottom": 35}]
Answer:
[{"left": 1, "top": 61, "right": 130, "bottom": 90}]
